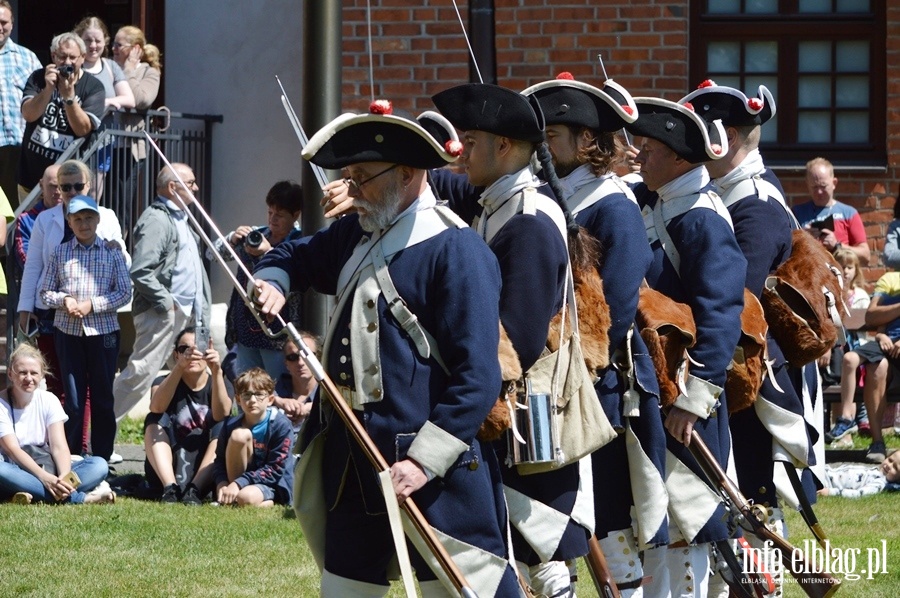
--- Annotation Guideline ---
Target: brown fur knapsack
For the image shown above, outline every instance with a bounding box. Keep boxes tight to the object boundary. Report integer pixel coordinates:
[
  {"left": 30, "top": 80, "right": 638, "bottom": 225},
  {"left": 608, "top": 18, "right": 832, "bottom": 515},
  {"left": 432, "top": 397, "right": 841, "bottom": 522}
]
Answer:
[
  {"left": 547, "top": 261, "right": 611, "bottom": 373},
  {"left": 727, "top": 289, "right": 769, "bottom": 414},
  {"left": 761, "top": 230, "right": 846, "bottom": 367},
  {"left": 636, "top": 287, "right": 696, "bottom": 407},
  {"left": 477, "top": 324, "right": 521, "bottom": 442}
]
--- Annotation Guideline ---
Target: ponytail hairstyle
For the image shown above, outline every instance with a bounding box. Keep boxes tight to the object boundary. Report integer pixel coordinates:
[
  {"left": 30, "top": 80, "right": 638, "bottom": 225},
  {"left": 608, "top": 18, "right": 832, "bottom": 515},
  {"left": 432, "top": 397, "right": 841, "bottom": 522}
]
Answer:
[
  {"left": 534, "top": 141, "right": 601, "bottom": 276},
  {"left": 142, "top": 43, "right": 162, "bottom": 71}
]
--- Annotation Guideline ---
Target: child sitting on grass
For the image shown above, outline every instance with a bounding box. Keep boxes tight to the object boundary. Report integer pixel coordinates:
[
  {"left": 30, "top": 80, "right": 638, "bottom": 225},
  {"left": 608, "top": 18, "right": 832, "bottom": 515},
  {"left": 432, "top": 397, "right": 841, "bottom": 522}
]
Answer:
[{"left": 213, "top": 368, "right": 294, "bottom": 507}]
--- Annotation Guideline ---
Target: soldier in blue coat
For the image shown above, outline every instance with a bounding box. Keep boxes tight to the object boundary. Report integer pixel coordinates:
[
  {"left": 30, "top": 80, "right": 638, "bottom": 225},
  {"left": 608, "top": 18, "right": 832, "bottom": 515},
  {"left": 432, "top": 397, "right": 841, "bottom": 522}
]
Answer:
[
  {"left": 251, "top": 106, "right": 520, "bottom": 597},
  {"left": 680, "top": 82, "right": 816, "bottom": 597},
  {"left": 626, "top": 97, "right": 746, "bottom": 597},
  {"left": 523, "top": 74, "right": 669, "bottom": 596},
  {"left": 433, "top": 83, "right": 591, "bottom": 598}
]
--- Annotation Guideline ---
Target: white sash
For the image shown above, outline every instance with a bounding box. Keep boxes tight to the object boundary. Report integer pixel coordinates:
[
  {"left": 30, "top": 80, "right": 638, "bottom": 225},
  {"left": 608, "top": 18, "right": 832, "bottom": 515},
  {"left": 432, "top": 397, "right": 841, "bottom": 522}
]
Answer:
[
  {"left": 566, "top": 174, "right": 636, "bottom": 217},
  {"left": 323, "top": 203, "right": 466, "bottom": 408}
]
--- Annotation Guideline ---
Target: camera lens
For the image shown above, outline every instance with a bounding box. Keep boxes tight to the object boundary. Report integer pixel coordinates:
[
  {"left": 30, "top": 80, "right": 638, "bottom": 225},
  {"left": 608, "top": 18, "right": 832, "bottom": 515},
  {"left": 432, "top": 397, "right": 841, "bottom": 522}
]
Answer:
[
  {"left": 59, "top": 65, "right": 74, "bottom": 78},
  {"left": 245, "top": 230, "right": 264, "bottom": 248}
]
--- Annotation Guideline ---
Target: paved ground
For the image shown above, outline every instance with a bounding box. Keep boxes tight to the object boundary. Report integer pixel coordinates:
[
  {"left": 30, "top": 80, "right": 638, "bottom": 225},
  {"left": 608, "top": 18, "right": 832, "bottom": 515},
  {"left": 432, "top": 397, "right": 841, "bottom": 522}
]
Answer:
[{"left": 112, "top": 443, "right": 146, "bottom": 475}]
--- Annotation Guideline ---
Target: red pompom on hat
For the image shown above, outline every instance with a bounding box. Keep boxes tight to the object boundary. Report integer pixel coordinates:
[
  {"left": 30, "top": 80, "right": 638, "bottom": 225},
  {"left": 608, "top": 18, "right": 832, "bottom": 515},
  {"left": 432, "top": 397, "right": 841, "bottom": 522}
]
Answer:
[
  {"left": 556, "top": 71, "right": 575, "bottom": 80},
  {"left": 747, "top": 97, "right": 763, "bottom": 111},
  {"left": 682, "top": 102, "right": 695, "bottom": 112},
  {"left": 622, "top": 106, "right": 634, "bottom": 116},
  {"left": 697, "top": 79, "right": 717, "bottom": 89},
  {"left": 445, "top": 140, "right": 463, "bottom": 157},
  {"left": 369, "top": 99, "right": 393, "bottom": 115}
]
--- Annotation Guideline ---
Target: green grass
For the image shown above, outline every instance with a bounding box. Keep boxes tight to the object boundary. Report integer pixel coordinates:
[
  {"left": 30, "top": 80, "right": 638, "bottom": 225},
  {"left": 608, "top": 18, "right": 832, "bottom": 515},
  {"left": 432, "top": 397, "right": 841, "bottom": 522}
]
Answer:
[
  {"left": 117, "top": 416, "right": 146, "bottom": 445},
  {"left": 2, "top": 476, "right": 898, "bottom": 596},
  {"left": 0, "top": 500, "right": 319, "bottom": 598}
]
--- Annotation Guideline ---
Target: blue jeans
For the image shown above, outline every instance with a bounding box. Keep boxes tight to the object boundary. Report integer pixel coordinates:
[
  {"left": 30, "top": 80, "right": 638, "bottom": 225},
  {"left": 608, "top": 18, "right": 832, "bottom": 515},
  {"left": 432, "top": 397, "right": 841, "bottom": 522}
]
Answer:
[
  {"left": 0, "top": 456, "right": 109, "bottom": 503},
  {"left": 55, "top": 329, "right": 120, "bottom": 459}
]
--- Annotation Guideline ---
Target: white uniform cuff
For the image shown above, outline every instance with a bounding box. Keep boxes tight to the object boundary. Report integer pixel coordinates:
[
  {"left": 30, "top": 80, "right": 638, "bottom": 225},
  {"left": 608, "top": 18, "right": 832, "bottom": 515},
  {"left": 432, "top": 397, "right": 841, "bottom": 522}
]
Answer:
[
  {"left": 673, "top": 374, "right": 722, "bottom": 419},
  {"left": 407, "top": 420, "right": 468, "bottom": 478}
]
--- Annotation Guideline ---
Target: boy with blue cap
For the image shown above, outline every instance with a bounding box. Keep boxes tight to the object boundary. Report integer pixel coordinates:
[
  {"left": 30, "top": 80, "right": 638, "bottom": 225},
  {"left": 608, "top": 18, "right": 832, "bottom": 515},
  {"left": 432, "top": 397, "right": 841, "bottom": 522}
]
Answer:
[{"left": 38, "top": 195, "right": 131, "bottom": 461}]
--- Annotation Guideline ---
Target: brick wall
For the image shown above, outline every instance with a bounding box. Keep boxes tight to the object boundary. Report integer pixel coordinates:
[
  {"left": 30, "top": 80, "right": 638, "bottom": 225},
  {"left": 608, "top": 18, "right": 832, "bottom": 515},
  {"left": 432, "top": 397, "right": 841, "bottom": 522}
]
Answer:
[{"left": 341, "top": 0, "right": 899, "bottom": 285}]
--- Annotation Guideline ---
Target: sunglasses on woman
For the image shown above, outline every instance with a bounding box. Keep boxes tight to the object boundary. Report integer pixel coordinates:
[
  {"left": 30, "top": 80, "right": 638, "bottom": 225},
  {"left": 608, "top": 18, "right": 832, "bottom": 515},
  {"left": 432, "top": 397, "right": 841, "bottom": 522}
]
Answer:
[
  {"left": 60, "top": 182, "right": 87, "bottom": 193},
  {"left": 284, "top": 353, "right": 301, "bottom": 362}
]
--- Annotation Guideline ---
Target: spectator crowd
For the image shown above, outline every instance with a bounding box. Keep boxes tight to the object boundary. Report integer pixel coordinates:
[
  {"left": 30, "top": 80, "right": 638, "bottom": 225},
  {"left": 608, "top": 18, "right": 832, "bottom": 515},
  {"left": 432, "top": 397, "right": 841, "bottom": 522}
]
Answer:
[{"left": 0, "top": 5, "right": 304, "bottom": 507}]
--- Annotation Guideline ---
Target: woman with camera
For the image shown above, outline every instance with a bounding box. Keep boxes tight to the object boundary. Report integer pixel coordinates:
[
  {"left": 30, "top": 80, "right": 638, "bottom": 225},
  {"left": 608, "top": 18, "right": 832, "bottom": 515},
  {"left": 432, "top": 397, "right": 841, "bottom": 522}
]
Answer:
[{"left": 212, "top": 181, "right": 303, "bottom": 380}]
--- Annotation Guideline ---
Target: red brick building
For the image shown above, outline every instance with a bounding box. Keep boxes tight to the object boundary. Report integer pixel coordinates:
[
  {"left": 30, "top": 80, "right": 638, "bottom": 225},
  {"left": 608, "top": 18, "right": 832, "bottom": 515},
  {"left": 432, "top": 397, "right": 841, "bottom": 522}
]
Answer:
[{"left": 342, "top": 0, "right": 897, "bottom": 284}]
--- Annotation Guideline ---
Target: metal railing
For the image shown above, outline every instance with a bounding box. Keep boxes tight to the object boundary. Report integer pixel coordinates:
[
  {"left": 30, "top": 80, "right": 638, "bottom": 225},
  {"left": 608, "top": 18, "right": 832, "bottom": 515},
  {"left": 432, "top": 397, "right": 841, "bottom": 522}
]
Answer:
[{"left": 4, "top": 108, "right": 222, "bottom": 368}]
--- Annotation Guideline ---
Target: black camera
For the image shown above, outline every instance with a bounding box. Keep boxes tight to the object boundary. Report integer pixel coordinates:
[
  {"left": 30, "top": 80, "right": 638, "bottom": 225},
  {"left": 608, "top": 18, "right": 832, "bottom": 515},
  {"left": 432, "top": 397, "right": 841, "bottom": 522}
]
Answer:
[
  {"left": 245, "top": 229, "right": 264, "bottom": 249},
  {"left": 58, "top": 65, "right": 74, "bottom": 78}
]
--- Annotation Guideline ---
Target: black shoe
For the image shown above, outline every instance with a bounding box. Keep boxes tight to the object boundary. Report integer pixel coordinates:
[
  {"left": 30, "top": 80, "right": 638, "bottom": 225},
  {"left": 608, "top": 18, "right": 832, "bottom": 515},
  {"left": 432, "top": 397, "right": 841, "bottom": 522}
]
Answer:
[
  {"left": 161, "top": 483, "right": 181, "bottom": 503},
  {"left": 866, "top": 441, "right": 887, "bottom": 464},
  {"left": 181, "top": 485, "right": 203, "bottom": 506}
]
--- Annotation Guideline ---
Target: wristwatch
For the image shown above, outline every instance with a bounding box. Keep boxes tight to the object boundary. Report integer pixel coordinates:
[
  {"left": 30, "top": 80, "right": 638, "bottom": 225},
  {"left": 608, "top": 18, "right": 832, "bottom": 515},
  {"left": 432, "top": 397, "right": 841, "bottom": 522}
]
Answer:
[{"left": 62, "top": 97, "right": 74, "bottom": 106}]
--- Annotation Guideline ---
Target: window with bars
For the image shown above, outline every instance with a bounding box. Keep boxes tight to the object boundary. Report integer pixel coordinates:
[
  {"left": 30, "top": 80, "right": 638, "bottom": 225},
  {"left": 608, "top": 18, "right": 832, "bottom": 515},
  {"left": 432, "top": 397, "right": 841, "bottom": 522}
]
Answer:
[{"left": 689, "top": 1, "right": 885, "bottom": 166}]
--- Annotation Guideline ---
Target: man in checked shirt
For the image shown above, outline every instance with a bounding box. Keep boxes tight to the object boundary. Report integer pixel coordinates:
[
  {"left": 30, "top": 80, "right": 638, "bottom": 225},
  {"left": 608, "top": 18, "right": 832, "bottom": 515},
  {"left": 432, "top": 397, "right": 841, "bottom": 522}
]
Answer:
[{"left": 38, "top": 195, "right": 132, "bottom": 460}]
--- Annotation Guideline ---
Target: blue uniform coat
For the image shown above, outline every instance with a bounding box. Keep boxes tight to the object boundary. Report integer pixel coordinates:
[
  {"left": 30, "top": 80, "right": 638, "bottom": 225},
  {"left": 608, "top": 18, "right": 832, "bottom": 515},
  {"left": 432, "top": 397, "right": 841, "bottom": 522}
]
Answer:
[{"left": 255, "top": 211, "right": 519, "bottom": 593}]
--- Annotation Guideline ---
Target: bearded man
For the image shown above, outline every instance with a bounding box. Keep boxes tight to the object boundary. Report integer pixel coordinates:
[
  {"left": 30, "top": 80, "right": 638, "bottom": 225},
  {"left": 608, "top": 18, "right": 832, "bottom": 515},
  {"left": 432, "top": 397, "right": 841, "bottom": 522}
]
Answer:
[{"left": 251, "top": 106, "right": 521, "bottom": 597}]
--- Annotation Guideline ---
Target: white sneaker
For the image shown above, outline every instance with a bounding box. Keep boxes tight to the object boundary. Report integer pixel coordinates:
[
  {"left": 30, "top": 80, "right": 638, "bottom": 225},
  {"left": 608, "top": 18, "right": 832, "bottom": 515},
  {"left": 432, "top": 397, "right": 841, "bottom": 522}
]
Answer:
[
  {"left": 87, "top": 480, "right": 111, "bottom": 496},
  {"left": 107, "top": 452, "right": 123, "bottom": 465}
]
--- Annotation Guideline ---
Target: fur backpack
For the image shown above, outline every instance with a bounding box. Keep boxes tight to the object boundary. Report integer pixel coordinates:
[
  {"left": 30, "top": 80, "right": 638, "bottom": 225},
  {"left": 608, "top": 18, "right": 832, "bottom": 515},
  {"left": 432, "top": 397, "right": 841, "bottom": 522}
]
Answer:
[
  {"left": 726, "top": 289, "right": 769, "bottom": 414},
  {"left": 761, "top": 230, "right": 846, "bottom": 367},
  {"left": 636, "top": 287, "right": 696, "bottom": 407},
  {"left": 477, "top": 263, "right": 612, "bottom": 443},
  {"left": 546, "top": 261, "right": 611, "bottom": 373},
  {"left": 477, "top": 324, "right": 521, "bottom": 442}
]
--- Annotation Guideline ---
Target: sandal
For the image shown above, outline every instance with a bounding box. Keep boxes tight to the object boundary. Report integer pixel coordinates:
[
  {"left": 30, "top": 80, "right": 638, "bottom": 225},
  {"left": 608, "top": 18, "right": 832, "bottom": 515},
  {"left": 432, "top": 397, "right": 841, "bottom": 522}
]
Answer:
[{"left": 12, "top": 492, "right": 33, "bottom": 505}]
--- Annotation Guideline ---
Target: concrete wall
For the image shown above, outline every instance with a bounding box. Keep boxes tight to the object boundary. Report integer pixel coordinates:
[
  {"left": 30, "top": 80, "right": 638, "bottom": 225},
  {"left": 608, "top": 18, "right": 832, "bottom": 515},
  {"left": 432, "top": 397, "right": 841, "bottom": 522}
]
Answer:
[{"left": 165, "top": 1, "right": 305, "bottom": 302}]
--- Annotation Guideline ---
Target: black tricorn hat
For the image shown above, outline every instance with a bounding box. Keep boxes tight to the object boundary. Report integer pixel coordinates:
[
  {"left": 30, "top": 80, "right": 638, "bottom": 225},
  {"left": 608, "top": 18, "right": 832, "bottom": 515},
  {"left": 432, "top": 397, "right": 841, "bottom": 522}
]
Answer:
[
  {"left": 301, "top": 101, "right": 457, "bottom": 170},
  {"left": 625, "top": 97, "right": 727, "bottom": 164},
  {"left": 521, "top": 73, "right": 638, "bottom": 132},
  {"left": 416, "top": 110, "right": 463, "bottom": 158},
  {"left": 432, "top": 83, "right": 545, "bottom": 144},
  {"left": 679, "top": 80, "right": 776, "bottom": 127}
]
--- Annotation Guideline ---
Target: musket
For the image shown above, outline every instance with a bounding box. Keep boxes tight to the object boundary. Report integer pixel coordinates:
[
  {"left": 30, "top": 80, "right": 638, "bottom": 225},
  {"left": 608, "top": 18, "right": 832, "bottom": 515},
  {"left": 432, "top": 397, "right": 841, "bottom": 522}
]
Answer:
[
  {"left": 143, "top": 132, "right": 478, "bottom": 598},
  {"left": 596, "top": 52, "right": 632, "bottom": 147},
  {"left": 783, "top": 461, "right": 831, "bottom": 550},
  {"left": 585, "top": 535, "right": 621, "bottom": 598},
  {"left": 684, "top": 427, "right": 841, "bottom": 598},
  {"left": 275, "top": 75, "right": 331, "bottom": 190}
]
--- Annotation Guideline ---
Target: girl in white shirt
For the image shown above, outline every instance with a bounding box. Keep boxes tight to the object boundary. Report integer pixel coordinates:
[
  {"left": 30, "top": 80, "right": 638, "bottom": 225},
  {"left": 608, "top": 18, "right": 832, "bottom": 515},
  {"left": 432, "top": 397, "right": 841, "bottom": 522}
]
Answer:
[{"left": 0, "top": 344, "right": 114, "bottom": 504}]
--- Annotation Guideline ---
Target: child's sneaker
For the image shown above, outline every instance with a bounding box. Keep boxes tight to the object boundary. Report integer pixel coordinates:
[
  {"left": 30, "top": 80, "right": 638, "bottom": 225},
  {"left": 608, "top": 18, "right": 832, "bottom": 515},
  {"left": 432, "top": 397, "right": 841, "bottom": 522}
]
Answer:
[
  {"left": 825, "top": 418, "right": 857, "bottom": 443},
  {"left": 857, "top": 420, "right": 871, "bottom": 437},
  {"left": 866, "top": 441, "right": 887, "bottom": 463}
]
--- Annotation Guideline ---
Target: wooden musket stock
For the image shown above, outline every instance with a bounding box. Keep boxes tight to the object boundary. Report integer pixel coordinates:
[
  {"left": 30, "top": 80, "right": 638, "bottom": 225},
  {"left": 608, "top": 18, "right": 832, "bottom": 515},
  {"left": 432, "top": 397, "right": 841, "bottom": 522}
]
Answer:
[
  {"left": 686, "top": 430, "right": 841, "bottom": 598},
  {"left": 585, "top": 535, "right": 621, "bottom": 598}
]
